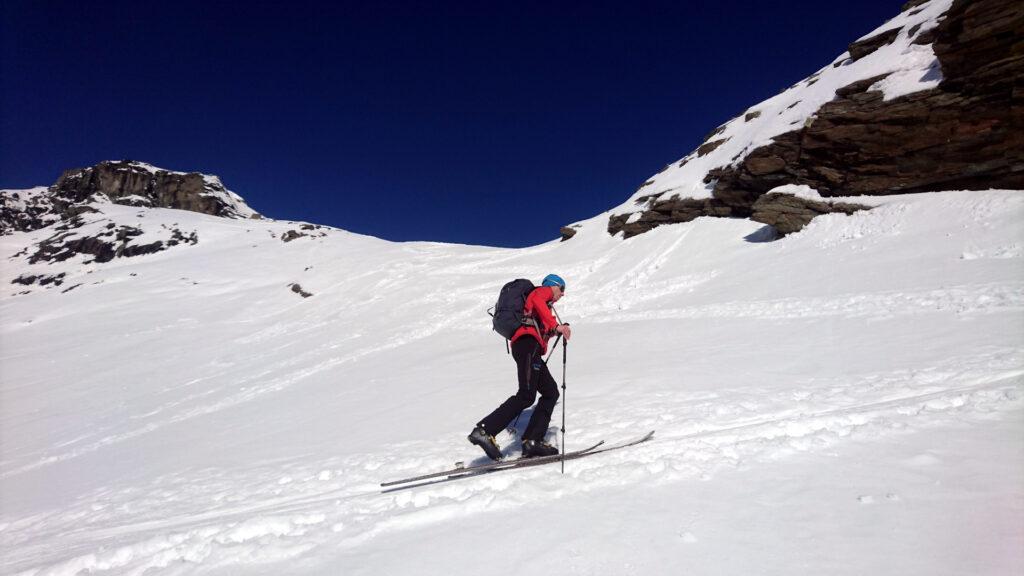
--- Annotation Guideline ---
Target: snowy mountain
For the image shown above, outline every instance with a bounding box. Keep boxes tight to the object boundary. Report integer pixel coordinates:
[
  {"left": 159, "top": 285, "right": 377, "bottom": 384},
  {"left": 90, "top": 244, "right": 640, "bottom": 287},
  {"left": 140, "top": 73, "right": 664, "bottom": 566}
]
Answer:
[
  {"left": 2, "top": 1, "right": 1023, "bottom": 575},
  {"left": 582, "top": 0, "right": 1023, "bottom": 240},
  {"left": 1, "top": 161, "right": 262, "bottom": 288},
  {"left": 1, "top": 160, "right": 257, "bottom": 236},
  {"left": 3, "top": 185, "right": 1021, "bottom": 575}
]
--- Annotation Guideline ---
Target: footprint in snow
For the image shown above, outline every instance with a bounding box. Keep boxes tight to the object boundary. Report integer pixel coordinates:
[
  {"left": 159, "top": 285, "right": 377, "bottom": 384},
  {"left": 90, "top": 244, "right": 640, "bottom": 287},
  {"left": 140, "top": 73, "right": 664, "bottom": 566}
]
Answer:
[{"left": 678, "top": 531, "right": 698, "bottom": 544}]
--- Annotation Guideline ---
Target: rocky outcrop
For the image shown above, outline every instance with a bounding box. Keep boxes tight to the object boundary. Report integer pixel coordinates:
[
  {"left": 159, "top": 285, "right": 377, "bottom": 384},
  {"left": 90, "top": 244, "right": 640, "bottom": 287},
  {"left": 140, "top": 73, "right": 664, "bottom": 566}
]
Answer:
[
  {"left": 710, "top": 0, "right": 1022, "bottom": 207},
  {"left": 902, "top": 0, "right": 932, "bottom": 12},
  {"left": 609, "top": 197, "right": 735, "bottom": 238},
  {"left": 280, "top": 223, "right": 328, "bottom": 242},
  {"left": 289, "top": 283, "right": 313, "bottom": 298},
  {"left": 3, "top": 161, "right": 251, "bottom": 287},
  {"left": 0, "top": 188, "right": 60, "bottom": 235},
  {"left": 51, "top": 161, "right": 258, "bottom": 219},
  {"left": 847, "top": 28, "right": 901, "bottom": 62},
  {"left": 607, "top": 0, "right": 1023, "bottom": 240},
  {"left": 12, "top": 272, "right": 67, "bottom": 287},
  {"left": 24, "top": 216, "right": 199, "bottom": 266},
  {"left": 1, "top": 160, "right": 259, "bottom": 236},
  {"left": 750, "top": 193, "right": 870, "bottom": 235},
  {"left": 697, "top": 138, "right": 729, "bottom": 157}
]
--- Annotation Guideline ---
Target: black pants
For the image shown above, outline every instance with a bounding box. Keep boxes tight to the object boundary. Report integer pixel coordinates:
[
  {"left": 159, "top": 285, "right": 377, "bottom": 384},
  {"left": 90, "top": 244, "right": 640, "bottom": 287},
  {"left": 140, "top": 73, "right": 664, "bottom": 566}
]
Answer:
[{"left": 478, "top": 337, "right": 560, "bottom": 442}]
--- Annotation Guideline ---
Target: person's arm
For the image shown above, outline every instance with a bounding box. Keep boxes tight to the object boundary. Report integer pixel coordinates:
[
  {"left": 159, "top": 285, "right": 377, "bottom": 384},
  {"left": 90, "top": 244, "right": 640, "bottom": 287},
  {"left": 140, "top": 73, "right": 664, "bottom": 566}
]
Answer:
[{"left": 528, "top": 287, "right": 559, "bottom": 336}]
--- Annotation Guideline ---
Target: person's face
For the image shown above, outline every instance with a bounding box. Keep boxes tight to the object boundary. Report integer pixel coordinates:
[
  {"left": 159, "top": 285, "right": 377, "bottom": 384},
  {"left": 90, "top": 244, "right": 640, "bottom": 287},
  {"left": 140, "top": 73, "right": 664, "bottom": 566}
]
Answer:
[{"left": 551, "top": 285, "right": 563, "bottom": 302}]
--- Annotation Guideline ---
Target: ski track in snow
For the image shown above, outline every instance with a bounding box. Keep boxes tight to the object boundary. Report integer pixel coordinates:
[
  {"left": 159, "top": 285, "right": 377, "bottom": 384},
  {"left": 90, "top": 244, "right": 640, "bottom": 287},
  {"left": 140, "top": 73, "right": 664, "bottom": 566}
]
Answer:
[
  {"left": 3, "top": 1, "right": 1021, "bottom": 567},
  {"left": 0, "top": 269, "right": 494, "bottom": 478},
  {"left": 1, "top": 190, "right": 1022, "bottom": 574},
  {"left": 3, "top": 278, "right": 1018, "bottom": 479},
  {"left": 586, "top": 282, "right": 1024, "bottom": 323},
  {"left": 3, "top": 349, "right": 1021, "bottom": 575}
]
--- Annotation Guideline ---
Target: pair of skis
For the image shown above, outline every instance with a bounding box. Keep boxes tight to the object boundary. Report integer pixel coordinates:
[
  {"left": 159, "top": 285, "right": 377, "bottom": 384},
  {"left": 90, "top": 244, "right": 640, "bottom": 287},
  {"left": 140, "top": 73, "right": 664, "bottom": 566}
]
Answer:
[{"left": 381, "top": 430, "right": 654, "bottom": 489}]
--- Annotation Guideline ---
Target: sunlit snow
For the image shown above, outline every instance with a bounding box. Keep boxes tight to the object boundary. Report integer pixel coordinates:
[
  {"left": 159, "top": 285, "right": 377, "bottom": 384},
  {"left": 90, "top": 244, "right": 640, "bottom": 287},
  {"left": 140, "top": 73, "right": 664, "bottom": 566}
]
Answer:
[{"left": 1, "top": 189, "right": 1021, "bottom": 575}]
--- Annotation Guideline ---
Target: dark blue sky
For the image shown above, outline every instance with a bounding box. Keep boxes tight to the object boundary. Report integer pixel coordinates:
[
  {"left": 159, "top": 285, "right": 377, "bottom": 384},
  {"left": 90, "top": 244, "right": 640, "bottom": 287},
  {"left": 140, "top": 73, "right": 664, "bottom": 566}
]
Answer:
[{"left": 2, "top": 1, "right": 900, "bottom": 246}]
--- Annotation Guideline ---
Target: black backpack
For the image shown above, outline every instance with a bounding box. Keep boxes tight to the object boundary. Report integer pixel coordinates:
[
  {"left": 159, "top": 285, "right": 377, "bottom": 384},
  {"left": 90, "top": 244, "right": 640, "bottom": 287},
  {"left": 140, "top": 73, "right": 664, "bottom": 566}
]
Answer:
[{"left": 490, "top": 278, "right": 536, "bottom": 340}]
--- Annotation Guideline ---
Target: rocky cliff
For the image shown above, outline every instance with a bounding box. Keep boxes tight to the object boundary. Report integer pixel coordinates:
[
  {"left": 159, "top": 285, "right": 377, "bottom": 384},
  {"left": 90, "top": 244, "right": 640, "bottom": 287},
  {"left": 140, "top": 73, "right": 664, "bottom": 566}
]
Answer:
[
  {"left": 1, "top": 160, "right": 258, "bottom": 235},
  {"left": 604, "top": 0, "right": 1023, "bottom": 239},
  {"left": 0, "top": 161, "right": 263, "bottom": 280}
]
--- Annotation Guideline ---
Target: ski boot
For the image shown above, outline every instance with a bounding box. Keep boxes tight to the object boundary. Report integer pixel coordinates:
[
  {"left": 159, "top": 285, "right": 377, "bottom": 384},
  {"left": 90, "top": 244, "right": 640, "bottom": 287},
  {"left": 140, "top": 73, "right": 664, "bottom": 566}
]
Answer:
[
  {"left": 468, "top": 425, "right": 502, "bottom": 460},
  {"left": 521, "top": 439, "right": 559, "bottom": 458}
]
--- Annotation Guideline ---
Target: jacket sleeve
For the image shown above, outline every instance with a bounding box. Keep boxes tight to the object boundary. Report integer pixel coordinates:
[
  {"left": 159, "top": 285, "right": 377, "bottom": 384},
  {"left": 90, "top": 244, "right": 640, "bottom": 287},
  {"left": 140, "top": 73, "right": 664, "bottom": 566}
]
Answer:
[{"left": 527, "top": 287, "right": 559, "bottom": 335}]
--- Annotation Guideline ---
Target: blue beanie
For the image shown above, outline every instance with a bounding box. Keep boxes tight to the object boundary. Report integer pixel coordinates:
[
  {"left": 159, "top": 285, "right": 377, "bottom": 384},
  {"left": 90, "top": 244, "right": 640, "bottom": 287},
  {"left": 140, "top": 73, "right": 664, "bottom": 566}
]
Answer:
[{"left": 541, "top": 274, "right": 566, "bottom": 289}]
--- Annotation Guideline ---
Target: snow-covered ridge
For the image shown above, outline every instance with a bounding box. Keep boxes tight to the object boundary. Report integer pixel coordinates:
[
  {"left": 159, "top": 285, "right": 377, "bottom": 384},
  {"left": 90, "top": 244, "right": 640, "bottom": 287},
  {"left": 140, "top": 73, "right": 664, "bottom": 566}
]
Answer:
[
  {"left": 608, "top": 0, "right": 953, "bottom": 215},
  {"left": 53, "top": 159, "right": 259, "bottom": 219},
  {"left": 120, "top": 160, "right": 185, "bottom": 175},
  {"left": 1, "top": 160, "right": 264, "bottom": 266},
  {"left": 0, "top": 161, "right": 282, "bottom": 280}
]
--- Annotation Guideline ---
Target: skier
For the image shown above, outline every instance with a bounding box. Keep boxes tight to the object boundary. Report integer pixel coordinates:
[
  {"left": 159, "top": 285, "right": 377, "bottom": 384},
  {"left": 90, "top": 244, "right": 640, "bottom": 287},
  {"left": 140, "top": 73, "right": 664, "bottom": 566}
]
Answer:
[{"left": 468, "top": 274, "right": 572, "bottom": 460}]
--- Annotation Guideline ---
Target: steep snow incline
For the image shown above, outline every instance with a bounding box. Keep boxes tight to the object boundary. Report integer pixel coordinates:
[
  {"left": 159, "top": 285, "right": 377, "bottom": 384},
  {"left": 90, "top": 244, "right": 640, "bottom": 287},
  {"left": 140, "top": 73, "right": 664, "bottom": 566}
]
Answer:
[
  {"left": 1, "top": 190, "right": 1022, "bottom": 575},
  {"left": 596, "top": 0, "right": 952, "bottom": 222}
]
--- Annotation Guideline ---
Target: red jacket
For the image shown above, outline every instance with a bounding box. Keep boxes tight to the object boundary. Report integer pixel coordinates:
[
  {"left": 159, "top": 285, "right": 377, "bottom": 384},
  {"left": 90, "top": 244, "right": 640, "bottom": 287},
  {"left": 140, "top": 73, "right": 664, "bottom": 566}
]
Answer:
[{"left": 511, "top": 286, "right": 559, "bottom": 353}]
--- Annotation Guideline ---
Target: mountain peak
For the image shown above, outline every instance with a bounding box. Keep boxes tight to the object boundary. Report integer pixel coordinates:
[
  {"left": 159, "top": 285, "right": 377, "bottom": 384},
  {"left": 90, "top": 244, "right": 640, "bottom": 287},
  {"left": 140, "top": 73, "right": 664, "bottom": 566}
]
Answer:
[
  {"left": 53, "top": 160, "right": 258, "bottom": 219},
  {"left": 598, "top": 0, "right": 1022, "bottom": 239},
  {"left": 1, "top": 160, "right": 259, "bottom": 236}
]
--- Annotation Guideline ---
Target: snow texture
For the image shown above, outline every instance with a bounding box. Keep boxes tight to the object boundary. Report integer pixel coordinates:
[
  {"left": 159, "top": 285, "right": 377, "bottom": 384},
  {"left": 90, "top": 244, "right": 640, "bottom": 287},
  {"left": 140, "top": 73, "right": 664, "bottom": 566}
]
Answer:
[
  {"left": 1, "top": 188, "right": 1022, "bottom": 575},
  {"left": 0, "top": 187, "right": 51, "bottom": 212}
]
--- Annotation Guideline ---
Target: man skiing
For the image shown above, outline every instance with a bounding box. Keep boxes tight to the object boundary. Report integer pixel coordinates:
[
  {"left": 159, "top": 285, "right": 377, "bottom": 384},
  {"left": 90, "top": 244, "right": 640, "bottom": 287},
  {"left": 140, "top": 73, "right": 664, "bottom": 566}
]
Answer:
[{"left": 469, "top": 274, "right": 572, "bottom": 460}]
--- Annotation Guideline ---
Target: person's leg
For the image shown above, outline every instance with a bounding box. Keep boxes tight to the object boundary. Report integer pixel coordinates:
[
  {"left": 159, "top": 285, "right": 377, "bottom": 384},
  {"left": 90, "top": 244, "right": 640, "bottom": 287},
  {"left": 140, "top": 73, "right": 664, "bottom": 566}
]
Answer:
[
  {"left": 522, "top": 356, "right": 559, "bottom": 442},
  {"left": 476, "top": 339, "right": 540, "bottom": 436}
]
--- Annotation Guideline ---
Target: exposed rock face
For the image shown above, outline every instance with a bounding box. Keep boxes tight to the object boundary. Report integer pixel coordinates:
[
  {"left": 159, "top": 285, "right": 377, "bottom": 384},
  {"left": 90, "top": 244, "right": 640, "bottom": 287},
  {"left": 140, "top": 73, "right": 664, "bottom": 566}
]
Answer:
[
  {"left": 607, "top": 0, "right": 1023, "bottom": 239},
  {"left": 697, "top": 138, "right": 729, "bottom": 157},
  {"left": 750, "top": 193, "right": 870, "bottom": 235},
  {"left": 902, "top": 0, "right": 932, "bottom": 12},
  {"left": 2, "top": 161, "right": 254, "bottom": 284},
  {"left": 289, "top": 283, "right": 313, "bottom": 298},
  {"left": 13, "top": 272, "right": 66, "bottom": 287},
  {"left": 281, "top": 223, "right": 328, "bottom": 242},
  {"left": 0, "top": 188, "right": 60, "bottom": 235},
  {"left": 609, "top": 197, "right": 735, "bottom": 239},
  {"left": 847, "top": 28, "right": 901, "bottom": 61},
  {"left": 23, "top": 216, "right": 199, "bottom": 266},
  {"left": 1, "top": 160, "right": 259, "bottom": 236},
  {"left": 51, "top": 161, "right": 258, "bottom": 219},
  {"left": 710, "top": 0, "right": 1023, "bottom": 208}
]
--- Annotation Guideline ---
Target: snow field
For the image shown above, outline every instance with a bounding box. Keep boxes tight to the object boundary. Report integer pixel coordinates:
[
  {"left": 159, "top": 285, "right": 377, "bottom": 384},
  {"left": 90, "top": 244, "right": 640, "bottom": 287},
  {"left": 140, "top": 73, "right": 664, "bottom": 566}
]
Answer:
[{"left": 0, "top": 190, "right": 1022, "bottom": 574}]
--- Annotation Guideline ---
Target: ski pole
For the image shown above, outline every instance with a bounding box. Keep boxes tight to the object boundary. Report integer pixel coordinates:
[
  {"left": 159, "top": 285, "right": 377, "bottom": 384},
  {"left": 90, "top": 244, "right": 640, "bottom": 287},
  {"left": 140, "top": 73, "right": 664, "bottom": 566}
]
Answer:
[
  {"left": 561, "top": 334, "right": 567, "bottom": 474},
  {"left": 544, "top": 334, "right": 562, "bottom": 364}
]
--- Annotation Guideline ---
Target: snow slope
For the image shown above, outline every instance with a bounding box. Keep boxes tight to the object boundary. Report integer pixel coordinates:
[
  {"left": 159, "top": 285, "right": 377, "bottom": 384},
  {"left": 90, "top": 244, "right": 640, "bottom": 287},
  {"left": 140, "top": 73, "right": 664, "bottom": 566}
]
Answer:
[
  {"left": 1, "top": 189, "right": 1022, "bottom": 575},
  {"left": 601, "top": 0, "right": 953, "bottom": 220}
]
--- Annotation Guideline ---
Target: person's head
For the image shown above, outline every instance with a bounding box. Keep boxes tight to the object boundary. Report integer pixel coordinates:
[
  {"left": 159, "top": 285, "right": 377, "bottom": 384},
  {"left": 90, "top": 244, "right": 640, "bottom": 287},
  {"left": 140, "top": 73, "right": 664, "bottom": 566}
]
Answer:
[{"left": 542, "top": 274, "right": 566, "bottom": 301}]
